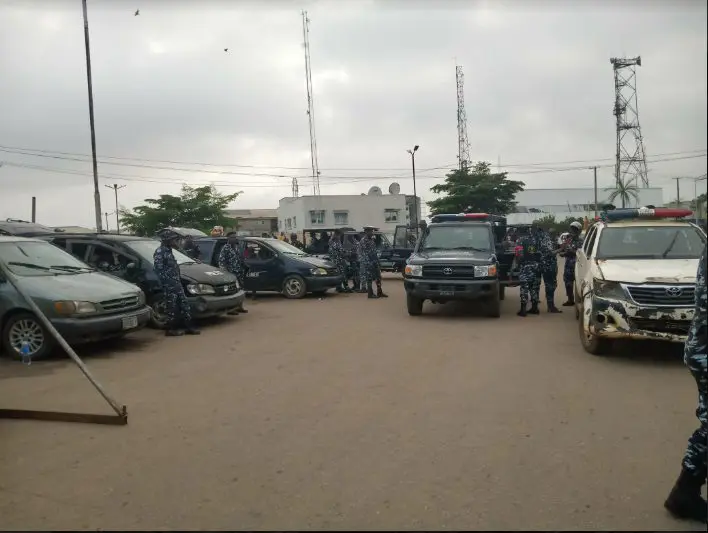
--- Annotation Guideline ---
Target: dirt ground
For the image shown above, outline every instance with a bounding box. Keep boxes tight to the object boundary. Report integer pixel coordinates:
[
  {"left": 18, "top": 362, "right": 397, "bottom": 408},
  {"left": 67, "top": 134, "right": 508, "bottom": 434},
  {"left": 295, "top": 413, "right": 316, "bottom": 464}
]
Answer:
[{"left": 0, "top": 275, "right": 704, "bottom": 531}]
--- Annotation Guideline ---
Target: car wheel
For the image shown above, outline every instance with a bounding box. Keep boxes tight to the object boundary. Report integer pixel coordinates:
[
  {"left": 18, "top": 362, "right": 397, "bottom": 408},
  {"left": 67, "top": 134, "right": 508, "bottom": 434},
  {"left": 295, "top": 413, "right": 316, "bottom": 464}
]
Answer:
[
  {"left": 2, "top": 312, "right": 54, "bottom": 361},
  {"left": 282, "top": 275, "right": 307, "bottom": 299},
  {"left": 498, "top": 285, "right": 506, "bottom": 301},
  {"left": 578, "top": 301, "right": 612, "bottom": 355},
  {"left": 406, "top": 294, "right": 424, "bottom": 316},
  {"left": 487, "top": 288, "right": 502, "bottom": 318},
  {"left": 148, "top": 297, "right": 170, "bottom": 329}
]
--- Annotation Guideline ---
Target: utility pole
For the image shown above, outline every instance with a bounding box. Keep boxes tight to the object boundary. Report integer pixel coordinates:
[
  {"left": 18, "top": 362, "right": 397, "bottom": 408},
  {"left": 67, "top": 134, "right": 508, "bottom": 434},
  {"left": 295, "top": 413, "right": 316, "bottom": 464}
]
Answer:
[
  {"left": 302, "top": 10, "right": 320, "bottom": 195},
  {"left": 673, "top": 177, "right": 681, "bottom": 207},
  {"left": 104, "top": 212, "right": 110, "bottom": 232},
  {"left": 591, "top": 166, "right": 598, "bottom": 219},
  {"left": 104, "top": 183, "right": 125, "bottom": 233},
  {"left": 407, "top": 145, "right": 420, "bottom": 236},
  {"left": 31, "top": 197, "right": 36, "bottom": 223},
  {"left": 82, "top": 0, "right": 103, "bottom": 232}
]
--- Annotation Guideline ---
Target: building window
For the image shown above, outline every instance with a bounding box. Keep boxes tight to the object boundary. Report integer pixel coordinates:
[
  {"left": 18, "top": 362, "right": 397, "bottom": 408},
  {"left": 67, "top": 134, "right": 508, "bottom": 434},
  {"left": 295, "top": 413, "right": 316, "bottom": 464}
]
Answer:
[
  {"left": 293, "top": 216, "right": 297, "bottom": 229},
  {"left": 384, "top": 209, "right": 400, "bottom": 223},
  {"left": 286, "top": 218, "right": 292, "bottom": 229},
  {"left": 334, "top": 211, "right": 349, "bottom": 225},
  {"left": 309, "top": 210, "right": 325, "bottom": 225}
]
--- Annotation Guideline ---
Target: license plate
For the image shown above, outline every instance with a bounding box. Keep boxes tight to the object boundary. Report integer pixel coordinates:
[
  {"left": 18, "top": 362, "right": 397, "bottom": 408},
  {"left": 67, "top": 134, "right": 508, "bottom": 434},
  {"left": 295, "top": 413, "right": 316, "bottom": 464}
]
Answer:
[
  {"left": 439, "top": 290, "right": 455, "bottom": 296},
  {"left": 122, "top": 316, "right": 138, "bottom": 330}
]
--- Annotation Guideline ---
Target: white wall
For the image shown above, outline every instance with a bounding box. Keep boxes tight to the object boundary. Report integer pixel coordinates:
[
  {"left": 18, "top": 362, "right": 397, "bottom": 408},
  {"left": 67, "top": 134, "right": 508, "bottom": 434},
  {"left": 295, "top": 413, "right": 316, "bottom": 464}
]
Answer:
[{"left": 278, "top": 194, "right": 417, "bottom": 235}]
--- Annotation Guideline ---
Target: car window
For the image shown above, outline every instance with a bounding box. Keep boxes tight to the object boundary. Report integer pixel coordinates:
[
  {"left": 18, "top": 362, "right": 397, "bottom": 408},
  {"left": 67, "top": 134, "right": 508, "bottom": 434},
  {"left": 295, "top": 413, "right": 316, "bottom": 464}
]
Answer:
[
  {"left": 86, "top": 243, "right": 134, "bottom": 272},
  {"left": 68, "top": 241, "right": 91, "bottom": 262},
  {"left": 596, "top": 226, "right": 706, "bottom": 259},
  {"left": 0, "top": 240, "right": 93, "bottom": 277},
  {"left": 197, "top": 240, "right": 215, "bottom": 263},
  {"left": 244, "top": 242, "right": 275, "bottom": 260}
]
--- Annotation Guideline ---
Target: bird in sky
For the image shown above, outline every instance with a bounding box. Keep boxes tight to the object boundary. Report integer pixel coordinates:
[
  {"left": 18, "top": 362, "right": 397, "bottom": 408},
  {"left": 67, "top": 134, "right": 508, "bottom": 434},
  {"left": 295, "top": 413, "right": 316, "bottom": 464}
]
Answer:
[
  {"left": 224, "top": 48, "right": 229, "bottom": 52},
  {"left": 134, "top": 9, "right": 140, "bottom": 16}
]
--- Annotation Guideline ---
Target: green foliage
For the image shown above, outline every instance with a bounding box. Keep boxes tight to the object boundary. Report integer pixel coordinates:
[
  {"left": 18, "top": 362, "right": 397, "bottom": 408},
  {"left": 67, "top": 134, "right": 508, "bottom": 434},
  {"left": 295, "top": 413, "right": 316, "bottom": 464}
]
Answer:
[
  {"left": 119, "top": 185, "right": 242, "bottom": 236},
  {"left": 605, "top": 178, "right": 639, "bottom": 208},
  {"left": 427, "top": 162, "right": 525, "bottom": 216},
  {"left": 531, "top": 214, "right": 585, "bottom": 234}
]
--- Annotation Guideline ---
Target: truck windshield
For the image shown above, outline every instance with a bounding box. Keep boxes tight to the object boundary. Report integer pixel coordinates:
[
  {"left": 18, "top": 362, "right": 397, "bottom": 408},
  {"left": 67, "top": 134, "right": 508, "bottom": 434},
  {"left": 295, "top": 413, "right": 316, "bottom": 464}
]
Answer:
[
  {"left": 596, "top": 226, "right": 706, "bottom": 259},
  {"left": 419, "top": 225, "right": 492, "bottom": 252}
]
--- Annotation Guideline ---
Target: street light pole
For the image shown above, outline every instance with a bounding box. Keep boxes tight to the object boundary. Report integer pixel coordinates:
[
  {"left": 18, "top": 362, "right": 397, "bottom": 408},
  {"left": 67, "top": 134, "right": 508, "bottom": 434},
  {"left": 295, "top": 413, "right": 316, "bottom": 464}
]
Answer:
[
  {"left": 82, "top": 0, "right": 103, "bottom": 232},
  {"left": 407, "top": 145, "right": 420, "bottom": 236},
  {"left": 104, "top": 183, "right": 126, "bottom": 233}
]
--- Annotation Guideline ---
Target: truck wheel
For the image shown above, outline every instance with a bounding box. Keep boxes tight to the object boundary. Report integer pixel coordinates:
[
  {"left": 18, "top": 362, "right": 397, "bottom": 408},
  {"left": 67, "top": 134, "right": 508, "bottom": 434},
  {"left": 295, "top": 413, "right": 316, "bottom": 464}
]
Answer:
[
  {"left": 487, "top": 288, "right": 502, "bottom": 318},
  {"left": 498, "top": 285, "right": 506, "bottom": 300},
  {"left": 406, "top": 294, "right": 424, "bottom": 316},
  {"left": 578, "top": 302, "right": 612, "bottom": 355},
  {"left": 2, "top": 312, "right": 54, "bottom": 361},
  {"left": 283, "top": 275, "right": 307, "bottom": 299}
]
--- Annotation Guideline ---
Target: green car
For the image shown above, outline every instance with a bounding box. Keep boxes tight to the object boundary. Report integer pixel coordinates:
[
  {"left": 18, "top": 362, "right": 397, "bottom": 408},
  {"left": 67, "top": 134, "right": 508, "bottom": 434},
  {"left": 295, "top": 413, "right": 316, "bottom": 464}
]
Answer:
[{"left": 0, "top": 236, "right": 151, "bottom": 361}]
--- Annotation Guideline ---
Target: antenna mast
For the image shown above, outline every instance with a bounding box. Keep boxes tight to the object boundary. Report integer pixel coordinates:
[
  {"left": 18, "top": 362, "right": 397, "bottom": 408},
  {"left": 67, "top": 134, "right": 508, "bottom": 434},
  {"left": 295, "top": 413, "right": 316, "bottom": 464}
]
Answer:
[
  {"left": 302, "top": 10, "right": 321, "bottom": 195},
  {"left": 291, "top": 177, "right": 299, "bottom": 198},
  {"left": 456, "top": 64, "right": 471, "bottom": 171},
  {"left": 611, "top": 56, "right": 648, "bottom": 188}
]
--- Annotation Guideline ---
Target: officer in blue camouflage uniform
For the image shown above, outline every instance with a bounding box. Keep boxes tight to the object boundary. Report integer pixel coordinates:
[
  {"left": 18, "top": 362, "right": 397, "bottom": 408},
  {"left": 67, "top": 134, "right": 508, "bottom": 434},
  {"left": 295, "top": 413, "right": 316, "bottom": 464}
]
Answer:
[
  {"left": 328, "top": 229, "right": 352, "bottom": 293},
  {"left": 154, "top": 228, "right": 200, "bottom": 336},
  {"left": 362, "top": 226, "right": 388, "bottom": 299},
  {"left": 514, "top": 227, "right": 541, "bottom": 316},
  {"left": 356, "top": 234, "right": 368, "bottom": 293},
  {"left": 559, "top": 221, "right": 583, "bottom": 306},
  {"left": 538, "top": 227, "right": 562, "bottom": 313},
  {"left": 665, "top": 244, "right": 707, "bottom": 524},
  {"left": 218, "top": 232, "right": 249, "bottom": 314}
]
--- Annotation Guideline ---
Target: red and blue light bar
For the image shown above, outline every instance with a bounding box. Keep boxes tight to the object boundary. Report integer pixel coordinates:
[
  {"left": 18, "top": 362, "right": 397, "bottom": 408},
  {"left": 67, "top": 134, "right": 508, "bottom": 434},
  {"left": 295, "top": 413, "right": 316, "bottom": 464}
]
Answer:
[
  {"left": 430, "top": 213, "right": 490, "bottom": 223},
  {"left": 601, "top": 207, "right": 693, "bottom": 222}
]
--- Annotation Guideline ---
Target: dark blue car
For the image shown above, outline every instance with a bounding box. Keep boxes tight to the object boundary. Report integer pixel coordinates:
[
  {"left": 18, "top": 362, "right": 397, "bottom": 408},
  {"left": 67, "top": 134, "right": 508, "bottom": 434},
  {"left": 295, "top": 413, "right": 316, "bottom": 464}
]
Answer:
[{"left": 197, "top": 236, "right": 342, "bottom": 299}]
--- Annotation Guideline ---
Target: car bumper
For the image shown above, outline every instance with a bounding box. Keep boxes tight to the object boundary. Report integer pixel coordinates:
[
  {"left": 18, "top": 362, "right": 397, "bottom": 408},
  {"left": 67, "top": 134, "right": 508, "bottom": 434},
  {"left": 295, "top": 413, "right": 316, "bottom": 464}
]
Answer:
[
  {"left": 404, "top": 278, "right": 499, "bottom": 300},
  {"left": 306, "top": 275, "right": 343, "bottom": 292},
  {"left": 52, "top": 305, "right": 151, "bottom": 343},
  {"left": 585, "top": 294, "right": 695, "bottom": 343},
  {"left": 189, "top": 290, "right": 246, "bottom": 317}
]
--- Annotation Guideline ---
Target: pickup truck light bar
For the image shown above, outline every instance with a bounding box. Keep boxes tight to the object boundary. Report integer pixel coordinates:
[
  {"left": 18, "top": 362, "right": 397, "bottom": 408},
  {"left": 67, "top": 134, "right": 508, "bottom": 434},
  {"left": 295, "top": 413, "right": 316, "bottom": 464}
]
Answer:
[
  {"left": 430, "top": 213, "right": 490, "bottom": 223},
  {"left": 601, "top": 207, "right": 693, "bottom": 222}
]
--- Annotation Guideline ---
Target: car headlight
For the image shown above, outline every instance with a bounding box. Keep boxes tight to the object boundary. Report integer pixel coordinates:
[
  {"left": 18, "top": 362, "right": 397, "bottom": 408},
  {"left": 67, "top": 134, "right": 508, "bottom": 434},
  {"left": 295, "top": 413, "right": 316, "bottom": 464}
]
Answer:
[
  {"left": 186, "top": 283, "right": 216, "bottom": 295},
  {"left": 310, "top": 268, "right": 328, "bottom": 276},
  {"left": 474, "top": 264, "right": 497, "bottom": 278},
  {"left": 592, "top": 279, "right": 626, "bottom": 299},
  {"left": 53, "top": 300, "right": 98, "bottom": 315},
  {"left": 404, "top": 264, "right": 423, "bottom": 277},
  {"left": 137, "top": 291, "right": 146, "bottom": 305}
]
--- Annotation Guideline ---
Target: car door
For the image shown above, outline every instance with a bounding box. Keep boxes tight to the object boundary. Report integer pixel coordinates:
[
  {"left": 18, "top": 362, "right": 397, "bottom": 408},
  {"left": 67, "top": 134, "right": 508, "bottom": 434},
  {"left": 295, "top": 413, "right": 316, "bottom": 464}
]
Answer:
[
  {"left": 84, "top": 241, "right": 139, "bottom": 283},
  {"left": 242, "top": 240, "right": 280, "bottom": 291},
  {"left": 575, "top": 226, "right": 597, "bottom": 291}
]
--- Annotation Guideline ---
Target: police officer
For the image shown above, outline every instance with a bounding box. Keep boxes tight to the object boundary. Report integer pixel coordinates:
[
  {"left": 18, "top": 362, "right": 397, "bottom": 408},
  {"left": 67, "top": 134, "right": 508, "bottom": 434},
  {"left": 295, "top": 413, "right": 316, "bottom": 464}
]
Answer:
[
  {"left": 560, "top": 221, "right": 583, "bottom": 306},
  {"left": 362, "top": 226, "right": 388, "bottom": 299},
  {"left": 154, "top": 228, "right": 200, "bottom": 336},
  {"left": 328, "top": 229, "right": 351, "bottom": 293},
  {"left": 538, "top": 227, "right": 562, "bottom": 313},
  {"left": 665, "top": 244, "right": 707, "bottom": 524},
  {"left": 515, "top": 226, "right": 541, "bottom": 316},
  {"left": 290, "top": 232, "right": 304, "bottom": 250},
  {"left": 355, "top": 234, "right": 367, "bottom": 293},
  {"left": 218, "top": 232, "right": 249, "bottom": 315}
]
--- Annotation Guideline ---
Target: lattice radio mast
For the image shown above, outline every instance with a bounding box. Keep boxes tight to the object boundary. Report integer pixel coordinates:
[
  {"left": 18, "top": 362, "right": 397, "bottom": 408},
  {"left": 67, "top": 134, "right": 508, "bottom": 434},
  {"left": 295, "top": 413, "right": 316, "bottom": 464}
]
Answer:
[
  {"left": 302, "top": 10, "right": 321, "bottom": 195},
  {"left": 611, "top": 56, "right": 649, "bottom": 188},
  {"left": 291, "top": 177, "right": 299, "bottom": 198},
  {"left": 456, "top": 64, "right": 471, "bottom": 171}
]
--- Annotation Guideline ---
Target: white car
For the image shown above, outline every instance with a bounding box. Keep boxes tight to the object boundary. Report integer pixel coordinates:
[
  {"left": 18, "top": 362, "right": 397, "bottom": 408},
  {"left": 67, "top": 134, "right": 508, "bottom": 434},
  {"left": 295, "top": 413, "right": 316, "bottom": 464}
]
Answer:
[{"left": 574, "top": 214, "right": 706, "bottom": 355}]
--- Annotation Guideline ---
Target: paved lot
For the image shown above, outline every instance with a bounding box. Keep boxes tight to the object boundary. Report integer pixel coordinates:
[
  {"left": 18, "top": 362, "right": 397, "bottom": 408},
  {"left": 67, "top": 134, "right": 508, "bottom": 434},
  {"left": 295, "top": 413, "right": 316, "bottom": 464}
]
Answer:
[{"left": 0, "top": 276, "right": 704, "bottom": 531}]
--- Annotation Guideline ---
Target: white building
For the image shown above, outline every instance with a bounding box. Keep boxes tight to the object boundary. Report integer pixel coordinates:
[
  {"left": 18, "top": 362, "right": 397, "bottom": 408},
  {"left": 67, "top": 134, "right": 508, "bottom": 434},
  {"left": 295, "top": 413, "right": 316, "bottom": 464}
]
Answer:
[
  {"left": 506, "top": 187, "right": 665, "bottom": 224},
  {"left": 278, "top": 188, "right": 422, "bottom": 236}
]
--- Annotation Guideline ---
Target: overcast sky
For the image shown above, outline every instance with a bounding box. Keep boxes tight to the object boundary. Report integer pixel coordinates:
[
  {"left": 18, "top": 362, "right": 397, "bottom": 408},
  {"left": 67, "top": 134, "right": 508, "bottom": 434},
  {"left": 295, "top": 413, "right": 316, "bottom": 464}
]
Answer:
[{"left": 0, "top": 0, "right": 706, "bottom": 228}]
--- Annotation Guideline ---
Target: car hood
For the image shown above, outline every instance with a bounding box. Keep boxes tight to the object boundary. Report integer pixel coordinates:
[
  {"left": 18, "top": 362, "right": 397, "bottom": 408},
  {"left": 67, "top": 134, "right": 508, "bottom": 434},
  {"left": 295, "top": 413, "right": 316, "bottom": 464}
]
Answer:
[
  {"left": 180, "top": 263, "right": 237, "bottom": 284},
  {"left": 17, "top": 271, "right": 141, "bottom": 301},
  {"left": 412, "top": 249, "right": 494, "bottom": 263},
  {"left": 290, "top": 255, "right": 333, "bottom": 268},
  {"left": 595, "top": 258, "right": 699, "bottom": 284}
]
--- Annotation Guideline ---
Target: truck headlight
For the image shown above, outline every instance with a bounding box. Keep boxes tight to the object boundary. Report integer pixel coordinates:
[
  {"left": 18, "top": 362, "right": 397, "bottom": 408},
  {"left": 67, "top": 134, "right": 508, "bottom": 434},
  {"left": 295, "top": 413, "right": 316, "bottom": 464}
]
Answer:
[
  {"left": 138, "top": 291, "right": 146, "bottom": 305},
  {"left": 53, "top": 300, "right": 98, "bottom": 315},
  {"left": 310, "top": 268, "right": 328, "bottom": 276},
  {"left": 592, "top": 279, "right": 626, "bottom": 299},
  {"left": 186, "top": 283, "right": 216, "bottom": 295},
  {"left": 404, "top": 264, "right": 423, "bottom": 277},
  {"left": 474, "top": 265, "right": 497, "bottom": 278}
]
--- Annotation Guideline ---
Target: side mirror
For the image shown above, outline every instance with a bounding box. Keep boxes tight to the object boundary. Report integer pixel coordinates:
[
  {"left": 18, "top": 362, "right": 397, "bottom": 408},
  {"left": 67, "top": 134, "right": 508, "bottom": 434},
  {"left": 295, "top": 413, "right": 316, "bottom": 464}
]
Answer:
[{"left": 126, "top": 262, "right": 137, "bottom": 270}]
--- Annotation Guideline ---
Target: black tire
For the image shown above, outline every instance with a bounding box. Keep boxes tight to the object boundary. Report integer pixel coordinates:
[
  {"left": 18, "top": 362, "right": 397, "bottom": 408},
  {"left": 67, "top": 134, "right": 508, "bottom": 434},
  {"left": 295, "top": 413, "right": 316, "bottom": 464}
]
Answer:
[
  {"left": 487, "top": 287, "right": 502, "bottom": 318},
  {"left": 499, "top": 285, "right": 506, "bottom": 301},
  {"left": 406, "top": 294, "right": 424, "bottom": 316},
  {"left": 148, "top": 296, "right": 170, "bottom": 329},
  {"left": 282, "top": 274, "right": 307, "bottom": 299},
  {"left": 2, "top": 312, "right": 54, "bottom": 361},
  {"left": 578, "top": 301, "right": 612, "bottom": 355}
]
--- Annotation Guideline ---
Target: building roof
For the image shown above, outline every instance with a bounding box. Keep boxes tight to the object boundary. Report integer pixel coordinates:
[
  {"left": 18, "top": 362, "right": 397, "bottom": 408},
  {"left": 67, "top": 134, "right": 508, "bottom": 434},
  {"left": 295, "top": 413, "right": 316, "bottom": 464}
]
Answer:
[{"left": 225, "top": 209, "right": 277, "bottom": 219}]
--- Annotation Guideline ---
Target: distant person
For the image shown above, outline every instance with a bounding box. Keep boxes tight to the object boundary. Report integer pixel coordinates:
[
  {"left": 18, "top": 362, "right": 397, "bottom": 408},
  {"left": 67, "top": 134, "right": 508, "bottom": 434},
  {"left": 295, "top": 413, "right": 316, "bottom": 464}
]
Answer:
[
  {"left": 290, "top": 233, "right": 303, "bottom": 250},
  {"left": 182, "top": 235, "right": 200, "bottom": 260},
  {"left": 217, "top": 232, "right": 248, "bottom": 315},
  {"left": 328, "top": 229, "right": 351, "bottom": 293},
  {"left": 362, "top": 226, "right": 387, "bottom": 299},
  {"left": 560, "top": 221, "right": 583, "bottom": 306},
  {"left": 210, "top": 226, "right": 224, "bottom": 237}
]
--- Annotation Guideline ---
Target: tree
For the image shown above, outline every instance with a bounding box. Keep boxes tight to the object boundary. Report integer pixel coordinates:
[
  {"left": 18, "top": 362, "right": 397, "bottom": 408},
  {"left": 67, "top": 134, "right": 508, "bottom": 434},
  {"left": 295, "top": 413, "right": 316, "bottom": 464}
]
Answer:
[
  {"left": 427, "top": 162, "right": 525, "bottom": 216},
  {"left": 605, "top": 178, "right": 639, "bottom": 208},
  {"left": 120, "top": 185, "right": 242, "bottom": 236}
]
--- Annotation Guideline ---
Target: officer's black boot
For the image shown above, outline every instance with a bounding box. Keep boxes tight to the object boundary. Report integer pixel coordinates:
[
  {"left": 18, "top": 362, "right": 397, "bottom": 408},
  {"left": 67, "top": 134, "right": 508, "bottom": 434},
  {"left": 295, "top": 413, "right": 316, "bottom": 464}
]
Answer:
[
  {"left": 548, "top": 302, "right": 562, "bottom": 313},
  {"left": 517, "top": 304, "right": 527, "bottom": 317},
  {"left": 367, "top": 281, "right": 378, "bottom": 299},
  {"left": 562, "top": 283, "right": 575, "bottom": 306},
  {"left": 664, "top": 467, "right": 708, "bottom": 523},
  {"left": 183, "top": 320, "right": 201, "bottom": 335},
  {"left": 376, "top": 281, "right": 388, "bottom": 298},
  {"left": 165, "top": 320, "right": 184, "bottom": 336},
  {"left": 528, "top": 302, "right": 540, "bottom": 315}
]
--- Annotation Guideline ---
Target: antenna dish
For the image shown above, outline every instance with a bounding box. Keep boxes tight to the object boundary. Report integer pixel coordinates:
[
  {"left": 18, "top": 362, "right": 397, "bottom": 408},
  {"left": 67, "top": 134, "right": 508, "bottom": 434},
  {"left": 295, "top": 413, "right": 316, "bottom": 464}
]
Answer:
[
  {"left": 368, "top": 186, "right": 383, "bottom": 196},
  {"left": 388, "top": 182, "right": 401, "bottom": 195}
]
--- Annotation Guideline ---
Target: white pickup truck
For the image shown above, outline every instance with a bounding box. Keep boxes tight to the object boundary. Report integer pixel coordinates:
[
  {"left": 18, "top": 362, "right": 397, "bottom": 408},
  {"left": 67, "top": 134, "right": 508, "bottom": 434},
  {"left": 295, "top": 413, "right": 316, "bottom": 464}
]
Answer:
[{"left": 574, "top": 212, "right": 706, "bottom": 355}]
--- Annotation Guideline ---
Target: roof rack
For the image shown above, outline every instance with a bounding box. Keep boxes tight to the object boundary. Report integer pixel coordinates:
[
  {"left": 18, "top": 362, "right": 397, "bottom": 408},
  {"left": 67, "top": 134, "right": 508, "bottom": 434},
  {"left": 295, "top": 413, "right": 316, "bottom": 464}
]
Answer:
[
  {"left": 430, "top": 213, "right": 505, "bottom": 223},
  {"left": 600, "top": 207, "right": 693, "bottom": 222}
]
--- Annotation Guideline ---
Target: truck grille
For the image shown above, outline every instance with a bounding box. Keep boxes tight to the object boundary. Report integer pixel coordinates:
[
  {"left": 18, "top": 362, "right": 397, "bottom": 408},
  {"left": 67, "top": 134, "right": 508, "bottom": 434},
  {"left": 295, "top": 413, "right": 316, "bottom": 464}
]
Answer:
[
  {"left": 215, "top": 283, "right": 239, "bottom": 295},
  {"left": 100, "top": 295, "right": 140, "bottom": 312},
  {"left": 624, "top": 284, "right": 695, "bottom": 307},
  {"left": 629, "top": 318, "right": 691, "bottom": 335},
  {"left": 422, "top": 265, "right": 477, "bottom": 279}
]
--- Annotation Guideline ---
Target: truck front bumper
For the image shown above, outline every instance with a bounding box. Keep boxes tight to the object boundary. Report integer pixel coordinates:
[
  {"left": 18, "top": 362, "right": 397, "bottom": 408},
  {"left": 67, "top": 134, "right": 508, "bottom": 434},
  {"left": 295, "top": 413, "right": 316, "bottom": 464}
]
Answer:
[{"left": 404, "top": 278, "right": 498, "bottom": 301}]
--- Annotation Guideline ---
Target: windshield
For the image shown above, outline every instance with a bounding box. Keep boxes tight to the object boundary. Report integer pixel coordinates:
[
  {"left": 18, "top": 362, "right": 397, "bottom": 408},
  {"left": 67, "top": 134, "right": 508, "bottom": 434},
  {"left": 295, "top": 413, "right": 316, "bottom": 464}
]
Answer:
[
  {"left": 419, "top": 225, "right": 492, "bottom": 252},
  {"left": 596, "top": 226, "right": 706, "bottom": 259},
  {"left": 0, "top": 240, "right": 93, "bottom": 276},
  {"left": 125, "top": 239, "right": 197, "bottom": 265},
  {"left": 268, "top": 239, "right": 307, "bottom": 255}
]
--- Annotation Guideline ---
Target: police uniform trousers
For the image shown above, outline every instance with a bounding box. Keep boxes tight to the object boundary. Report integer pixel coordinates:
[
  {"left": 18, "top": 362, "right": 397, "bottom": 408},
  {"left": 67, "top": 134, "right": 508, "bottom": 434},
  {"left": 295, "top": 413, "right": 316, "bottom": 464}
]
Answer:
[
  {"left": 519, "top": 262, "right": 541, "bottom": 308},
  {"left": 682, "top": 324, "right": 708, "bottom": 479}
]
